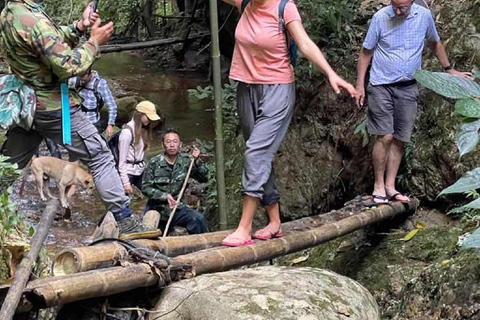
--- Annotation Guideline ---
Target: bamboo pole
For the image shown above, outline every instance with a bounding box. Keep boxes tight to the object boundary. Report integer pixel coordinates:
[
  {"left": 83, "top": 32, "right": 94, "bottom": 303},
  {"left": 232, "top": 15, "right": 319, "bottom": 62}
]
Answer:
[
  {"left": 208, "top": 0, "right": 227, "bottom": 231},
  {"left": 12, "top": 199, "right": 418, "bottom": 312},
  {"left": 174, "top": 200, "right": 419, "bottom": 275},
  {"left": 53, "top": 201, "right": 368, "bottom": 275},
  {"left": 26, "top": 264, "right": 160, "bottom": 310},
  {"left": 0, "top": 200, "right": 61, "bottom": 320},
  {"left": 163, "top": 158, "right": 195, "bottom": 238},
  {"left": 99, "top": 33, "right": 209, "bottom": 53}
]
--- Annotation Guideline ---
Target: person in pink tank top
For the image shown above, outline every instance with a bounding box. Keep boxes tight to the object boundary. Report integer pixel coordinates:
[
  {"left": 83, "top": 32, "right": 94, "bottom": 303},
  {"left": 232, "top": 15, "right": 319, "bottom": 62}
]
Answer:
[{"left": 221, "top": 0, "right": 357, "bottom": 247}]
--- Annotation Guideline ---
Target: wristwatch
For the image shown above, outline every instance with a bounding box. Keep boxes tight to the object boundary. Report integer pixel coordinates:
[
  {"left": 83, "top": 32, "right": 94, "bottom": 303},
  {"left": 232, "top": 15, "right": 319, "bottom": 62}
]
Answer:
[{"left": 443, "top": 65, "right": 452, "bottom": 72}]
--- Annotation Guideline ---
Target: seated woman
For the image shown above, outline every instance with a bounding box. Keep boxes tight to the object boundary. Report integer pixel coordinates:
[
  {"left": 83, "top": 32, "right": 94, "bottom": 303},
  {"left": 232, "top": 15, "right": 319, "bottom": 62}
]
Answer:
[{"left": 118, "top": 101, "right": 160, "bottom": 194}]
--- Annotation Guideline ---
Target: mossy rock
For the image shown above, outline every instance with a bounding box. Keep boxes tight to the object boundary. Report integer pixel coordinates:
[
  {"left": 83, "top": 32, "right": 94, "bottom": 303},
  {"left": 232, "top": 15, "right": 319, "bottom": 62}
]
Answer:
[
  {"left": 149, "top": 266, "right": 380, "bottom": 320},
  {"left": 281, "top": 222, "right": 480, "bottom": 319}
]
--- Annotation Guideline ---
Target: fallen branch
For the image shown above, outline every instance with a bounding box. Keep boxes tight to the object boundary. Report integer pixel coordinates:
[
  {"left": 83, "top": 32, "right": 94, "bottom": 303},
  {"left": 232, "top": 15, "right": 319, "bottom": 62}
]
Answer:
[
  {"left": 0, "top": 200, "right": 61, "bottom": 320},
  {"left": 99, "top": 33, "right": 209, "bottom": 53}
]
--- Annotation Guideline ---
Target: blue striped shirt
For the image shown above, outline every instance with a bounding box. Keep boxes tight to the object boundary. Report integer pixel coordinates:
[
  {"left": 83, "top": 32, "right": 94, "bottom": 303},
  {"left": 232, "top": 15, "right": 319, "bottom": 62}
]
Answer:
[
  {"left": 363, "top": 4, "right": 440, "bottom": 85},
  {"left": 69, "top": 71, "right": 117, "bottom": 125}
]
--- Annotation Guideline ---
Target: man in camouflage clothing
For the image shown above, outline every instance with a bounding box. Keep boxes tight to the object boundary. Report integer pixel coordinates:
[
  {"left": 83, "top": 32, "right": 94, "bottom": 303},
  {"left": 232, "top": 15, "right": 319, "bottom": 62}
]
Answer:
[
  {"left": 0, "top": 0, "right": 143, "bottom": 233},
  {"left": 142, "top": 129, "right": 209, "bottom": 235}
]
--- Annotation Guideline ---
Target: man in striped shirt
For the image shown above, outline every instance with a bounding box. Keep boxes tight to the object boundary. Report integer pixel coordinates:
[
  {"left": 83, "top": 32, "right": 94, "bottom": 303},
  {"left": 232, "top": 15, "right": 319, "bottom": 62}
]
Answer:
[
  {"left": 355, "top": 0, "right": 472, "bottom": 205},
  {"left": 70, "top": 69, "right": 117, "bottom": 137}
]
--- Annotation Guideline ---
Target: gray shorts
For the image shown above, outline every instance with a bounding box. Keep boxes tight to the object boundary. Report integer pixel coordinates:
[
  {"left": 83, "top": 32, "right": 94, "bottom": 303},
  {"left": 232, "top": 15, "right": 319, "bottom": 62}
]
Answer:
[{"left": 367, "top": 81, "right": 419, "bottom": 142}]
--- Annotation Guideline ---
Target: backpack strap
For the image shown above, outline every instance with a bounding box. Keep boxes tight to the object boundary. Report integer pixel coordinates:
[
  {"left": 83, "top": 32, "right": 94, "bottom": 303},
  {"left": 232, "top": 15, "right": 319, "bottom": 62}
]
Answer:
[
  {"left": 278, "top": 0, "right": 297, "bottom": 66},
  {"left": 92, "top": 77, "right": 104, "bottom": 112},
  {"left": 278, "top": 0, "right": 288, "bottom": 31},
  {"left": 121, "top": 124, "right": 143, "bottom": 165},
  {"left": 241, "top": 0, "right": 250, "bottom": 13}
]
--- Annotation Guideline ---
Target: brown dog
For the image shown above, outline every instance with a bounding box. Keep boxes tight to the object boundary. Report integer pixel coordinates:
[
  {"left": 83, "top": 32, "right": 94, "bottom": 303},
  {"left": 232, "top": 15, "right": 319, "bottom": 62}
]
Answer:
[{"left": 31, "top": 156, "right": 95, "bottom": 208}]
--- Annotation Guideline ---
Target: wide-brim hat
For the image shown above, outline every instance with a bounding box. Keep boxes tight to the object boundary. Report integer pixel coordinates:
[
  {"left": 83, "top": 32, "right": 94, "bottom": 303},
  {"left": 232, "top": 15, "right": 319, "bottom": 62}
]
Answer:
[{"left": 136, "top": 101, "right": 161, "bottom": 121}]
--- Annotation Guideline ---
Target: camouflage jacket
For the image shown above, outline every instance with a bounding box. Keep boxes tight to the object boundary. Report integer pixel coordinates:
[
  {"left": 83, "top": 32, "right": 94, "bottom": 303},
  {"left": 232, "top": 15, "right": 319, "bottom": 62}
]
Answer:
[
  {"left": 0, "top": 0, "right": 99, "bottom": 111},
  {"left": 142, "top": 153, "right": 209, "bottom": 216}
]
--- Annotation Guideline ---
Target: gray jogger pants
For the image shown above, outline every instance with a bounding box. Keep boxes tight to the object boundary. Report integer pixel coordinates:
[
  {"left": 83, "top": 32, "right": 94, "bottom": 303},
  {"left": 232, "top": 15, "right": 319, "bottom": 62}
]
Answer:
[
  {"left": 237, "top": 82, "right": 295, "bottom": 206},
  {"left": 1, "top": 106, "right": 131, "bottom": 218}
]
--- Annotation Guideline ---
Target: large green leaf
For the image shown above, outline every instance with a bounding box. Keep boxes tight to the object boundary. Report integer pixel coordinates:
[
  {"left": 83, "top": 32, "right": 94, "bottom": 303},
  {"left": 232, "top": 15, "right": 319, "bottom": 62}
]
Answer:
[
  {"left": 414, "top": 70, "right": 480, "bottom": 99},
  {"left": 439, "top": 167, "right": 480, "bottom": 195},
  {"left": 457, "top": 120, "right": 480, "bottom": 157},
  {"left": 465, "top": 198, "right": 480, "bottom": 209},
  {"left": 455, "top": 98, "right": 480, "bottom": 118},
  {"left": 462, "top": 227, "right": 480, "bottom": 249}
]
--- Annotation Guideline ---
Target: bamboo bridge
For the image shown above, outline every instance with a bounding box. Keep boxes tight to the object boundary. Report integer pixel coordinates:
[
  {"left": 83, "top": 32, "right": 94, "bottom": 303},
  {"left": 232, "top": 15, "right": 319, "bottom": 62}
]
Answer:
[{"left": 0, "top": 198, "right": 418, "bottom": 315}]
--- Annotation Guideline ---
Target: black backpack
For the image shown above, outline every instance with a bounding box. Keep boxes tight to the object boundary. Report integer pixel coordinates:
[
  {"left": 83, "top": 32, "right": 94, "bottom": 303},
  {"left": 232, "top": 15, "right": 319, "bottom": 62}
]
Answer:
[
  {"left": 241, "top": 0, "right": 298, "bottom": 66},
  {"left": 107, "top": 125, "right": 135, "bottom": 168},
  {"left": 75, "top": 77, "right": 105, "bottom": 113}
]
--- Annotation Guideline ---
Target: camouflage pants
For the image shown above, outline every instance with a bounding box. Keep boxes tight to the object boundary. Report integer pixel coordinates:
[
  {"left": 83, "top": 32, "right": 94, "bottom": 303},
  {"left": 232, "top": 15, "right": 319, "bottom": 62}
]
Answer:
[{"left": 1, "top": 106, "right": 131, "bottom": 217}]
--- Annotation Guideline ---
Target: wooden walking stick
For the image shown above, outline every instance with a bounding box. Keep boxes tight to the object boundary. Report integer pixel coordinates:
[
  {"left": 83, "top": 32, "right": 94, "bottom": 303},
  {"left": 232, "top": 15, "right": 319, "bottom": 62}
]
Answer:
[
  {"left": 162, "top": 157, "right": 195, "bottom": 238},
  {"left": 0, "top": 199, "right": 61, "bottom": 319}
]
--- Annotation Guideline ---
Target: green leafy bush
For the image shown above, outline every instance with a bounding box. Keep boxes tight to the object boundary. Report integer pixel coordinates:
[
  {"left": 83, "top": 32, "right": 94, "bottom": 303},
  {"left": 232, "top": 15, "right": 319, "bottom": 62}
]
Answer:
[
  {"left": 0, "top": 155, "right": 23, "bottom": 245},
  {"left": 414, "top": 69, "right": 480, "bottom": 212}
]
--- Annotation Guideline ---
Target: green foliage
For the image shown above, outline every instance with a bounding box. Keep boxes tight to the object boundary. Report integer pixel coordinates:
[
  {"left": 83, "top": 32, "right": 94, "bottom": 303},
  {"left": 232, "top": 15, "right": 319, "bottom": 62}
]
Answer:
[
  {"left": 0, "top": 155, "right": 23, "bottom": 245},
  {"left": 188, "top": 80, "right": 239, "bottom": 139},
  {"left": 457, "top": 119, "right": 480, "bottom": 156},
  {"left": 293, "top": 0, "right": 369, "bottom": 91},
  {"left": 414, "top": 70, "right": 480, "bottom": 99},
  {"left": 353, "top": 119, "right": 369, "bottom": 147},
  {"left": 188, "top": 82, "right": 240, "bottom": 219},
  {"left": 415, "top": 69, "right": 480, "bottom": 214},
  {"left": 455, "top": 98, "right": 480, "bottom": 119},
  {"left": 440, "top": 168, "right": 480, "bottom": 196},
  {"left": 43, "top": 0, "right": 140, "bottom": 35}
]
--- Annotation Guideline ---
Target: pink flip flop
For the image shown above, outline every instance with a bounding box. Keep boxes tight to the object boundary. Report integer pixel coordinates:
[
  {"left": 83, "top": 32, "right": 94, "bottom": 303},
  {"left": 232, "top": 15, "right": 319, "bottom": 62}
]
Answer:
[
  {"left": 252, "top": 229, "right": 284, "bottom": 241},
  {"left": 222, "top": 237, "right": 255, "bottom": 247}
]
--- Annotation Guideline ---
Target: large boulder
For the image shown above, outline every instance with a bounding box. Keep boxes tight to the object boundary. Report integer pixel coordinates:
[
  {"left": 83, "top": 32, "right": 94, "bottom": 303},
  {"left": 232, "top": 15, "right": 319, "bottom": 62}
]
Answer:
[{"left": 147, "top": 266, "right": 380, "bottom": 320}]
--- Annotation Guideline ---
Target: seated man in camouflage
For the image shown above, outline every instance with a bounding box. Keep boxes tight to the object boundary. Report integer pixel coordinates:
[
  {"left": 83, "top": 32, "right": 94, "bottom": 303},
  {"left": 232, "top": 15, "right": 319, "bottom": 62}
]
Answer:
[{"left": 142, "top": 129, "right": 209, "bottom": 235}]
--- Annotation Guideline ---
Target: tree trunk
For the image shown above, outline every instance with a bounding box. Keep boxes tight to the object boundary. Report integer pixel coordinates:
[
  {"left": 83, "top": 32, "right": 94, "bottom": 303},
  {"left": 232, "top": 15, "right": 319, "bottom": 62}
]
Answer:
[
  {"left": 141, "top": 0, "right": 157, "bottom": 38},
  {"left": 0, "top": 200, "right": 61, "bottom": 320}
]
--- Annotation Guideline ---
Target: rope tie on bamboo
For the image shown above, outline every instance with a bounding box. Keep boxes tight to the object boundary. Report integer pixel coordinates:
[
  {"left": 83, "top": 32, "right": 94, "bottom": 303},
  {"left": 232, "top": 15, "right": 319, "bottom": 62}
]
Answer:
[{"left": 89, "top": 238, "right": 171, "bottom": 269}]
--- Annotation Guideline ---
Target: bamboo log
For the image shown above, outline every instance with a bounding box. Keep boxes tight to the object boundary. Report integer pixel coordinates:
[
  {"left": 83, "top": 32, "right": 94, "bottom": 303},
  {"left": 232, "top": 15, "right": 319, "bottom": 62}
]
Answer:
[
  {"left": 26, "top": 264, "right": 160, "bottom": 310},
  {"left": 173, "top": 200, "right": 419, "bottom": 275},
  {"left": 9, "top": 199, "right": 417, "bottom": 312},
  {"left": 0, "top": 200, "right": 61, "bottom": 320},
  {"left": 99, "top": 33, "right": 209, "bottom": 53},
  {"left": 53, "top": 201, "right": 369, "bottom": 275}
]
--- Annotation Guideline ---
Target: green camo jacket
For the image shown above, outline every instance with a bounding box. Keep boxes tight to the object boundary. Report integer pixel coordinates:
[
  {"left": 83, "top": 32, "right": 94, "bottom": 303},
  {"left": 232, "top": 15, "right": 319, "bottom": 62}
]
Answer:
[
  {"left": 0, "top": 0, "right": 99, "bottom": 111},
  {"left": 142, "top": 153, "right": 209, "bottom": 217}
]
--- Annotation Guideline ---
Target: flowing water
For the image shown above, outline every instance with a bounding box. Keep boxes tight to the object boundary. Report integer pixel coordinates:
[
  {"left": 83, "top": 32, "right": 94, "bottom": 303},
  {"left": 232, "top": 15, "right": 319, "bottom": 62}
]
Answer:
[{"left": 13, "top": 52, "right": 214, "bottom": 252}]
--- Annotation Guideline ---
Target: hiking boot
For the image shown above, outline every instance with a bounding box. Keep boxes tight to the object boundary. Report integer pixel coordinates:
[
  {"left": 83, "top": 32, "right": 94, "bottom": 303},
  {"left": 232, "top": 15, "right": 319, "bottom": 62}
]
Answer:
[{"left": 117, "top": 214, "right": 145, "bottom": 234}]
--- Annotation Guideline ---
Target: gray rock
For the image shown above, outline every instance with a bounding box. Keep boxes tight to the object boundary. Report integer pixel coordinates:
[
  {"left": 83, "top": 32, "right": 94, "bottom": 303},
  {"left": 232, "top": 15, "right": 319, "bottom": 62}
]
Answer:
[{"left": 147, "top": 266, "right": 380, "bottom": 320}]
